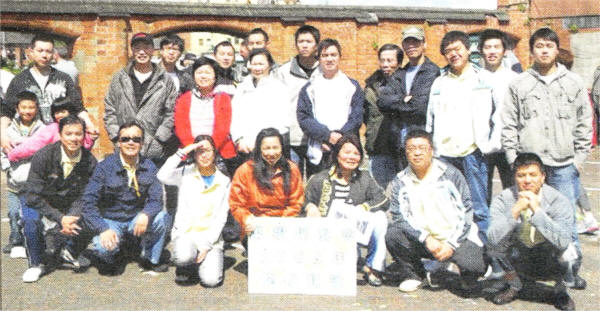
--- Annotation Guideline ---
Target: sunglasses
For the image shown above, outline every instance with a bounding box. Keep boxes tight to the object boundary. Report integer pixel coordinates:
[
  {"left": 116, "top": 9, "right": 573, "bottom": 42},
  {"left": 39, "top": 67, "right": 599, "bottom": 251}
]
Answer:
[{"left": 119, "top": 136, "right": 142, "bottom": 143}]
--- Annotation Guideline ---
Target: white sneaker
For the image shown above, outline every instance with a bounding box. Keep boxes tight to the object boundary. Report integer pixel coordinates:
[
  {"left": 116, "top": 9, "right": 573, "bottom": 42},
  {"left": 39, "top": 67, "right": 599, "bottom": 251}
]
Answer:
[
  {"left": 398, "top": 279, "right": 422, "bottom": 292},
  {"left": 583, "top": 212, "right": 599, "bottom": 234},
  {"left": 22, "top": 265, "right": 44, "bottom": 283},
  {"left": 10, "top": 246, "right": 27, "bottom": 259}
]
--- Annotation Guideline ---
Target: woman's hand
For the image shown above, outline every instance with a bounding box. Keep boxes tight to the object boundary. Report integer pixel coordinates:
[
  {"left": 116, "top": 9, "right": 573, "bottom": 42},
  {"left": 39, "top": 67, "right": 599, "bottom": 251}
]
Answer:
[
  {"left": 181, "top": 142, "right": 204, "bottom": 155},
  {"left": 305, "top": 203, "right": 322, "bottom": 218},
  {"left": 245, "top": 215, "right": 257, "bottom": 234}
]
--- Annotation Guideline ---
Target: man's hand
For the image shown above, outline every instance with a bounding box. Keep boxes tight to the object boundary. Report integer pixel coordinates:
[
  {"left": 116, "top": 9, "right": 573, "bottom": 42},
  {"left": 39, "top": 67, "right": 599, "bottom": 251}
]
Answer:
[
  {"left": 328, "top": 132, "right": 342, "bottom": 146},
  {"left": 425, "top": 236, "right": 442, "bottom": 256},
  {"left": 512, "top": 196, "right": 530, "bottom": 219},
  {"left": 435, "top": 243, "right": 454, "bottom": 261},
  {"left": 245, "top": 215, "right": 256, "bottom": 234},
  {"left": 133, "top": 213, "right": 149, "bottom": 237},
  {"left": 60, "top": 215, "right": 81, "bottom": 236},
  {"left": 519, "top": 191, "right": 540, "bottom": 213},
  {"left": 196, "top": 249, "right": 209, "bottom": 264},
  {"left": 100, "top": 229, "right": 119, "bottom": 250},
  {"left": 305, "top": 203, "right": 322, "bottom": 218}
]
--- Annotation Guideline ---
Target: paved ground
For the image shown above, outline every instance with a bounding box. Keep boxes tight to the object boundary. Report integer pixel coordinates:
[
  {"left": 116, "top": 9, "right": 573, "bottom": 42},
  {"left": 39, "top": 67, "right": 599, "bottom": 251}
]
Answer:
[{"left": 1, "top": 150, "right": 599, "bottom": 310}]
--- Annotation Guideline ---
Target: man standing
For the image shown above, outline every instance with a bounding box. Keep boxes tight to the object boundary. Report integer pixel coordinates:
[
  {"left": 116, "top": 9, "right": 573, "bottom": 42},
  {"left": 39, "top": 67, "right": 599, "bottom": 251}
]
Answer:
[
  {"left": 104, "top": 32, "right": 179, "bottom": 164},
  {"left": 82, "top": 121, "right": 168, "bottom": 274},
  {"left": 2, "top": 34, "right": 97, "bottom": 152},
  {"left": 158, "top": 35, "right": 194, "bottom": 94},
  {"left": 478, "top": 29, "right": 519, "bottom": 202},
  {"left": 21, "top": 115, "right": 97, "bottom": 282},
  {"left": 502, "top": 27, "right": 592, "bottom": 289},
  {"left": 385, "top": 130, "right": 486, "bottom": 292},
  {"left": 52, "top": 46, "right": 79, "bottom": 86},
  {"left": 363, "top": 43, "right": 403, "bottom": 188},
  {"left": 488, "top": 153, "right": 576, "bottom": 311},
  {"left": 297, "top": 39, "right": 363, "bottom": 177},
  {"left": 426, "top": 30, "right": 497, "bottom": 240},
  {"left": 275, "top": 25, "right": 321, "bottom": 173},
  {"left": 378, "top": 26, "right": 440, "bottom": 170},
  {"left": 213, "top": 40, "right": 240, "bottom": 95}
]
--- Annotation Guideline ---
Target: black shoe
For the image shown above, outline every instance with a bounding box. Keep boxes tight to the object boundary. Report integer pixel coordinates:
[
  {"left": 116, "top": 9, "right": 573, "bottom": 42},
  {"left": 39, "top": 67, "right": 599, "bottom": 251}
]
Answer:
[
  {"left": 554, "top": 292, "right": 575, "bottom": 311},
  {"left": 492, "top": 287, "right": 519, "bottom": 305},
  {"left": 175, "top": 265, "right": 198, "bottom": 285},
  {"left": 60, "top": 248, "right": 91, "bottom": 273},
  {"left": 569, "top": 275, "right": 586, "bottom": 290},
  {"left": 2, "top": 244, "right": 13, "bottom": 254},
  {"left": 140, "top": 259, "right": 169, "bottom": 273}
]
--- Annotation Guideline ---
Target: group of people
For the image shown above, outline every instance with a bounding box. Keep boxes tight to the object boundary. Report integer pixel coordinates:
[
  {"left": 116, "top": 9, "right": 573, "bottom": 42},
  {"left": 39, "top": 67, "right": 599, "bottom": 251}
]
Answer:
[{"left": 0, "top": 22, "right": 598, "bottom": 311}]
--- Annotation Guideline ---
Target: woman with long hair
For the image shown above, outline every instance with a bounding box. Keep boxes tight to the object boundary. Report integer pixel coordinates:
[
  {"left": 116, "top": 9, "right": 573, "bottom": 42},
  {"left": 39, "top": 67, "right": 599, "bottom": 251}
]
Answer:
[
  {"left": 229, "top": 128, "right": 303, "bottom": 248},
  {"left": 157, "top": 135, "right": 230, "bottom": 287},
  {"left": 173, "top": 57, "right": 236, "bottom": 175},
  {"left": 230, "top": 49, "right": 290, "bottom": 163},
  {"left": 304, "top": 133, "right": 389, "bottom": 286}
]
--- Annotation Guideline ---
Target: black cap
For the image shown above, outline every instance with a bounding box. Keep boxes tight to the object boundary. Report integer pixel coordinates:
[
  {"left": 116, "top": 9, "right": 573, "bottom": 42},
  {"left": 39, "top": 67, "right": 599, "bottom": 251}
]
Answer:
[{"left": 130, "top": 32, "right": 154, "bottom": 47}]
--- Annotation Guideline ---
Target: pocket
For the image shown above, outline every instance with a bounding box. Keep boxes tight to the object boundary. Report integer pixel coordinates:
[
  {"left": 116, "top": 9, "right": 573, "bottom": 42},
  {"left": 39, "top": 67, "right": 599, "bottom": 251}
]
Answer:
[{"left": 521, "top": 93, "right": 540, "bottom": 120}]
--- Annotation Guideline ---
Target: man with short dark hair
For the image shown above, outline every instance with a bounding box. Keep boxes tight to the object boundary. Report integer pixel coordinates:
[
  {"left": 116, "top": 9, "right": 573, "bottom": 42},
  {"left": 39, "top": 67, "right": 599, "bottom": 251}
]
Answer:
[
  {"left": 104, "top": 32, "right": 179, "bottom": 164},
  {"left": 478, "top": 29, "right": 518, "bottom": 202},
  {"left": 426, "top": 30, "right": 497, "bottom": 241},
  {"left": 2, "top": 34, "right": 97, "bottom": 152},
  {"left": 297, "top": 38, "right": 363, "bottom": 177},
  {"left": 213, "top": 40, "right": 241, "bottom": 94},
  {"left": 82, "top": 121, "right": 168, "bottom": 274},
  {"left": 488, "top": 153, "right": 576, "bottom": 311},
  {"left": 275, "top": 25, "right": 321, "bottom": 174},
  {"left": 158, "top": 34, "right": 193, "bottom": 94},
  {"left": 363, "top": 43, "right": 403, "bottom": 188},
  {"left": 502, "top": 27, "right": 593, "bottom": 290},
  {"left": 385, "top": 129, "right": 486, "bottom": 293},
  {"left": 378, "top": 26, "right": 440, "bottom": 175},
  {"left": 21, "top": 115, "right": 97, "bottom": 282}
]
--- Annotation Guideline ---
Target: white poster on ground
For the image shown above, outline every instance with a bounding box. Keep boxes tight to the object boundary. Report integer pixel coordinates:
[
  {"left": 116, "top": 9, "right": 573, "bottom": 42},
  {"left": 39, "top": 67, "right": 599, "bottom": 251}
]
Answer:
[{"left": 248, "top": 217, "right": 356, "bottom": 296}]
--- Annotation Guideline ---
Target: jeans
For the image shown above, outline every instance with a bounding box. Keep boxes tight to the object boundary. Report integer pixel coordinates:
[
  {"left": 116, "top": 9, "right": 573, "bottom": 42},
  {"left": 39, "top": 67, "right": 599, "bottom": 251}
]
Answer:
[
  {"left": 172, "top": 234, "right": 224, "bottom": 287},
  {"left": 91, "top": 211, "right": 168, "bottom": 265},
  {"left": 369, "top": 154, "right": 401, "bottom": 189},
  {"left": 22, "top": 197, "right": 90, "bottom": 267},
  {"left": 361, "top": 211, "right": 388, "bottom": 272},
  {"left": 440, "top": 149, "right": 489, "bottom": 242},
  {"left": 7, "top": 192, "right": 24, "bottom": 246},
  {"left": 544, "top": 164, "right": 582, "bottom": 275}
]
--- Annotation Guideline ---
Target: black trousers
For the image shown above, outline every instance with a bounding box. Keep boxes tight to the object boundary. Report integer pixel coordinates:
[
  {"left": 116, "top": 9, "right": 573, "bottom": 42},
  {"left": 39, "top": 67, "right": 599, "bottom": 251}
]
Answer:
[
  {"left": 385, "top": 223, "right": 486, "bottom": 280},
  {"left": 487, "top": 234, "right": 568, "bottom": 292}
]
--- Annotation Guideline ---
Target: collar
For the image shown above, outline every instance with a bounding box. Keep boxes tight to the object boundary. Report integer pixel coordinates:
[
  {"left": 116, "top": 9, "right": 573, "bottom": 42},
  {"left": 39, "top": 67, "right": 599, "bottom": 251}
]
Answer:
[
  {"left": 60, "top": 145, "right": 82, "bottom": 164},
  {"left": 119, "top": 153, "right": 139, "bottom": 170},
  {"left": 192, "top": 87, "right": 216, "bottom": 100},
  {"left": 447, "top": 63, "right": 474, "bottom": 80}
]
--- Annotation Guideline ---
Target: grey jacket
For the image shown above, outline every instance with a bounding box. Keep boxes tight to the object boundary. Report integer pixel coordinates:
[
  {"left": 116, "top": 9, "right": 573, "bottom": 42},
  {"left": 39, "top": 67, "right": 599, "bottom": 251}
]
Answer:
[
  {"left": 502, "top": 64, "right": 593, "bottom": 167},
  {"left": 104, "top": 62, "right": 178, "bottom": 161},
  {"left": 487, "top": 184, "right": 573, "bottom": 251}
]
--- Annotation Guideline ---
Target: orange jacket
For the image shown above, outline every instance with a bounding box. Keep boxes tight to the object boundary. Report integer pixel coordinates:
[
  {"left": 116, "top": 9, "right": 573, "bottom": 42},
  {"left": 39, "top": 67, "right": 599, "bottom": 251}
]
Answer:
[{"left": 229, "top": 160, "right": 304, "bottom": 238}]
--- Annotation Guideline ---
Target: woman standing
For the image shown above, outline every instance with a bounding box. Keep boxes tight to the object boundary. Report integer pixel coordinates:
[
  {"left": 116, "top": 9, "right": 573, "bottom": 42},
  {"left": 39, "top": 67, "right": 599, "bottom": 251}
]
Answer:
[
  {"left": 229, "top": 128, "right": 303, "bottom": 247},
  {"left": 174, "top": 57, "right": 236, "bottom": 175},
  {"left": 157, "top": 135, "right": 230, "bottom": 287},
  {"left": 304, "top": 134, "right": 389, "bottom": 286},
  {"left": 230, "top": 49, "right": 290, "bottom": 162}
]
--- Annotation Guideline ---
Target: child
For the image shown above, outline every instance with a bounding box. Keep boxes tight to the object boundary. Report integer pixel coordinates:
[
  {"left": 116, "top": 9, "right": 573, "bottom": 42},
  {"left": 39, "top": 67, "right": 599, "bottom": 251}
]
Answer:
[
  {"left": 7, "top": 97, "right": 97, "bottom": 163},
  {"left": 1, "top": 91, "right": 44, "bottom": 258}
]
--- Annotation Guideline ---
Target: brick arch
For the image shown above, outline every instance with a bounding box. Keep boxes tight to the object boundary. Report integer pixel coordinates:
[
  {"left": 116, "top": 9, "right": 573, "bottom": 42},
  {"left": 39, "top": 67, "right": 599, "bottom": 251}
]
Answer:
[{"left": 0, "top": 24, "right": 79, "bottom": 46}]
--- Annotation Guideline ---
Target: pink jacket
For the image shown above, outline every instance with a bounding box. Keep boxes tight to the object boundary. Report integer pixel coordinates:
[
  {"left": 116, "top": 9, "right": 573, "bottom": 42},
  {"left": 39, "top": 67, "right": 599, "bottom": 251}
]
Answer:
[{"left": 7, "top": 122, "right": 95, "bottom": 162}]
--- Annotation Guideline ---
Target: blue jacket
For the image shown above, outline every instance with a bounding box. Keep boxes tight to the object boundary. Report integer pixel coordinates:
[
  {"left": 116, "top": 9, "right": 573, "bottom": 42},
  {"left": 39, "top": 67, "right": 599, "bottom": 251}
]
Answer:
[{"left": 81, "top": 152, "right": 163, "bottom": 234}]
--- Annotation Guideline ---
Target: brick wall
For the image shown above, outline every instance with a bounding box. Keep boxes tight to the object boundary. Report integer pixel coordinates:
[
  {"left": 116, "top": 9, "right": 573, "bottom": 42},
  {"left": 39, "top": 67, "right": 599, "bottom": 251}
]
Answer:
[{"left": 1, "top": 11, "right": 541, "bottom": 157}]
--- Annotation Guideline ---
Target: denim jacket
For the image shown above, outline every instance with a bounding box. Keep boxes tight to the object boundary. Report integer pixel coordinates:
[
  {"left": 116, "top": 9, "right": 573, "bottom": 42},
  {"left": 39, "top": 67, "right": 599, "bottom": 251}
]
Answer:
[{"left": 82, "top": 152, "right": 163, "bottom": 234}]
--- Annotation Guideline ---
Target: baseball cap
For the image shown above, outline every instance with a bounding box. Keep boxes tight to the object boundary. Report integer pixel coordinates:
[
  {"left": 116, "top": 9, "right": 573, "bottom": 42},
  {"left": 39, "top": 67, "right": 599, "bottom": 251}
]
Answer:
[
  {"left": 402, "top": 27, "right": 425, "bottom": 41},
  {"left": 130, "top": 32, "right": 154, "bottom": 47}
]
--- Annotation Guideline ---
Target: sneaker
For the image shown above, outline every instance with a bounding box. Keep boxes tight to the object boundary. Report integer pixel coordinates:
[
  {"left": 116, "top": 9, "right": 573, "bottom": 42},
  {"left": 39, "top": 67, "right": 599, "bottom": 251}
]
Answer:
[
  {"left": 366, "top": 270, "right": 383, "bottom": 287},
  {"left": 492, "top": 286, "right": 519, "bottom": 305},
  {"left": 398, "top": 279, "right": 422, "bottom": 292},
  {"left": 140, "top": 259, "right": 169, "bottom": 273},
  {"left": 582, "top": 212, "right": 599, "bottom": 234},
  {"left": 22, "top": 265, "right": 44, "bottom": 283},
  {"left": 10, "top": 246, "right": 27, "bottom": 259},
  {"left": 568, "top": 275, "right": 587, "bottom": 290},
  {"left": 60, "top": 248, "right": 91, "bottom": 272},
  {"left": 426, "top": 271, "right": 441, "bottom": 289}
]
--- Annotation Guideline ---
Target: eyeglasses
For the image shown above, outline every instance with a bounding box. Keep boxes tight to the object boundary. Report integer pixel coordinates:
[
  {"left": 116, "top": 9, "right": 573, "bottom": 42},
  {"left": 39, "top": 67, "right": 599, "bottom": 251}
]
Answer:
[
  {"left": 406, "top": 145, "right": 430, "bottom": 153},
  {"left": 119, "top": 136, "right": 142, "bottom": 143}
]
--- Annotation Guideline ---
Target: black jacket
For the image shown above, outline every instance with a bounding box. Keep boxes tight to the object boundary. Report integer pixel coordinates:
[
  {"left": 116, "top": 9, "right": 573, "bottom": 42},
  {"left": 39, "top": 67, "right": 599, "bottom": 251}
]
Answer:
[
  {"left": 25, "top": 142, "right": 97, "bottom": 223},
  {"left": 363, "top": 69, "right": 395, "bottom": 155},
  {"left": 3, "top": 67, "right": 83, "bottom": 123},
  {"left": 377, "top": 57, "right": 439, "bottom": 126}
]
